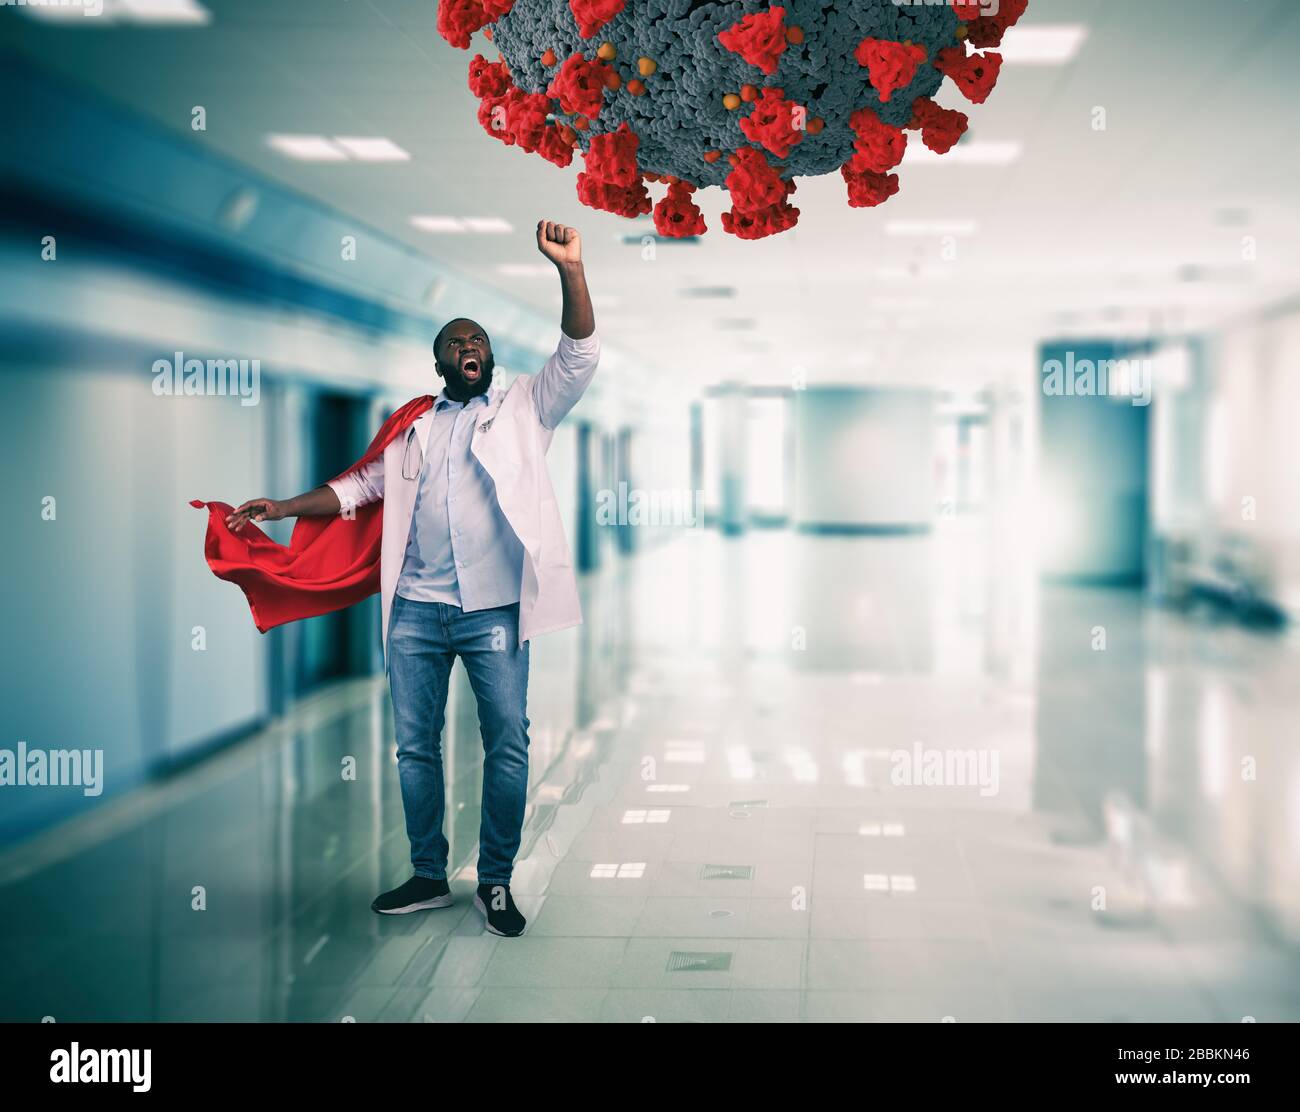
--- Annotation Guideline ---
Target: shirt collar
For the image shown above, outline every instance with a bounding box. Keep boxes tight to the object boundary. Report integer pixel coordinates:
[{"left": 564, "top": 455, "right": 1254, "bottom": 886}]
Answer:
[{"left": 435, "top": 388, "right": 490, "bottom": 412}]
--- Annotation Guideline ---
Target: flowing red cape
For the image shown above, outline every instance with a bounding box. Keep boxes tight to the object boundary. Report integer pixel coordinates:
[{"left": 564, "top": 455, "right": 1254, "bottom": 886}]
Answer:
[{"left": 190, "top": 395, "right": 434, "bottom": 632}]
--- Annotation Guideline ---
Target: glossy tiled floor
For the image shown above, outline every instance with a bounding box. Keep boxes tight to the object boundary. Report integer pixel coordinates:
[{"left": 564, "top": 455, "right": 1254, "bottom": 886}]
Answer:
[{"left": 2, "top": 524, "right": 1298, "bottom": 1022}]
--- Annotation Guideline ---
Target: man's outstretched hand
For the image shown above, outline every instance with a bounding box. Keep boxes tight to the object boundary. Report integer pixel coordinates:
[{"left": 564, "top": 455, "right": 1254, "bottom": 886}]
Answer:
[
  {"left": 225, "top": 498, "right": 286, "bottom": 533},
  {"left": 537, "top": 220, "right": 582, "bottom": 267}
]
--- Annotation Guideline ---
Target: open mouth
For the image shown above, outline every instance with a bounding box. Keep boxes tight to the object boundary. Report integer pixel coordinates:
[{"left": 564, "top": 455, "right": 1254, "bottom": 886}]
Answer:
[{"left": 460, "top": 355, "right": 481, "bottom": 379}]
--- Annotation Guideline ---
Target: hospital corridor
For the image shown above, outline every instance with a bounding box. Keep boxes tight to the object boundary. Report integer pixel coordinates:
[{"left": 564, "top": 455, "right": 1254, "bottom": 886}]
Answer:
[{"left": 1, "top": 0, "right": 1299, "bottom": 1042}]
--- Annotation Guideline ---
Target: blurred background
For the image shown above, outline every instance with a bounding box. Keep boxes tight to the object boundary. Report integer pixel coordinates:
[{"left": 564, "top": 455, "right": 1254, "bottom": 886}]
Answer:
[{"left": 1, "top": 0, "right": 1298, "bottom": 1022}]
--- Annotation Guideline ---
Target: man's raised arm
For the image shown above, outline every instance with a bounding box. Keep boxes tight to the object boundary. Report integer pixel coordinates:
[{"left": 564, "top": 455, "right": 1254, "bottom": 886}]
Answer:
[
  {"left": 546, "top": 220, "right": 594, "bottom": 340},
  {"left": 533, "top": 220, "right": 601, "bottom": 429}
]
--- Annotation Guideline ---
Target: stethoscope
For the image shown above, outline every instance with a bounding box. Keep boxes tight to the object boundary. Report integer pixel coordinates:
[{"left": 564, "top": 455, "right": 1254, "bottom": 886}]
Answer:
[
  {"left": 401, "top": 397, "right": 497, "bottom": 481},
  {"left": 401, "top": 426, "right": 423, "bottom": 481}
]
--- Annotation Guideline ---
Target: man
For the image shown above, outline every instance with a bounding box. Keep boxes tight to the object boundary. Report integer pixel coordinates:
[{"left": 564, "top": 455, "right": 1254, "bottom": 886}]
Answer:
[{"left": 219, "top": 220, "right": 598, "bottom": 937}]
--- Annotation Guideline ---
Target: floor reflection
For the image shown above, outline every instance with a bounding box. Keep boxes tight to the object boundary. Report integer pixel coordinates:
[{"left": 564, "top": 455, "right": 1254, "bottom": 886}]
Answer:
[{"left": 1, "top": 526, "right": 1297, "bottom": 1022}]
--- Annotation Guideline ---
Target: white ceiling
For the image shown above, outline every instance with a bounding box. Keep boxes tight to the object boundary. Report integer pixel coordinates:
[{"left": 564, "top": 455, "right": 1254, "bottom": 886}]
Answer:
[{"left": 10, "top": 0, "right": 1300, "bottom": 389}]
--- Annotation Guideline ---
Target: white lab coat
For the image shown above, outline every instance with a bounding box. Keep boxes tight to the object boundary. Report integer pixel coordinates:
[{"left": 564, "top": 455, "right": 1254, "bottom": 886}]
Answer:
[{"left": 327, "top": 331, "right": 601, "bottom": 662}]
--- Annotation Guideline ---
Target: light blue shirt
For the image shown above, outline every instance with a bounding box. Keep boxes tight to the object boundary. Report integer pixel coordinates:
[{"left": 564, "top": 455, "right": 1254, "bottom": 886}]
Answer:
[{"left": 395, "top": 389, "right": 526, "bottom": 610}]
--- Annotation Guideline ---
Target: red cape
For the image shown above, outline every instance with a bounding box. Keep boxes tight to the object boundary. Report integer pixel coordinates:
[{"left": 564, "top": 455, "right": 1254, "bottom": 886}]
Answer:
[{"left": 190, "top": 395, "right": 434, "bottom": 633}]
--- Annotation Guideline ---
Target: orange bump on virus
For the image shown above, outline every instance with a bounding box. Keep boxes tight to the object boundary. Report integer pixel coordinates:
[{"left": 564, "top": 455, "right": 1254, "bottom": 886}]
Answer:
[
  {"left": 541, "top": 47, "right": 557, "bottom": 66},
  {"left": 723, "top": 92, "right": 741, "bottom": 110},
  {"left": 626, "top": 78, "right": 646, "bottom": 95},
  {"left": 786, "top": 25, "right": 804, "bottom": 45},
  {"left": 637, "top": 56, "right": 657, "bottom": 77},
  {"left": 740, "top": 84, "right": 758, "bottom": 103},
  {"left": 703, "top": 149, "right": 722, "bottom": 163},
  {"left": 597, "top": 41, "right": 616, "bottom": 60}
]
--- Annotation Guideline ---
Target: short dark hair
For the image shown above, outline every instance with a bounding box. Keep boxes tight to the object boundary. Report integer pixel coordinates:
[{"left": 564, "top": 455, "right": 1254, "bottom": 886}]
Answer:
[{"left": 433, "top": 317, "right": 481, "bottom": 358}]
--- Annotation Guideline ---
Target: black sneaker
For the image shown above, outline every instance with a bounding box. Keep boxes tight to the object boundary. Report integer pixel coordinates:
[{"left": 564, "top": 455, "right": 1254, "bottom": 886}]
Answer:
[
  {"left": 371, "top": 876, "right": 453, "bottom": 915},
  {"left": 474, "top": 883, "right": 526, "bottom": 937}
]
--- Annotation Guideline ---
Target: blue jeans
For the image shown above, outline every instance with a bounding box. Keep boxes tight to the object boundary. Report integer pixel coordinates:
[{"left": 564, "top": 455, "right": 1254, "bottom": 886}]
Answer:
[{"left": 386, "top": 594, "right": 530, "bottom": 886}]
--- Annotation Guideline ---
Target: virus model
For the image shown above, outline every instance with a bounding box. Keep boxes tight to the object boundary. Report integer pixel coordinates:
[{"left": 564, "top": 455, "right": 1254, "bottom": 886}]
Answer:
[{"left": 438, "top": 1, "right": 1028, "bottom": 239}]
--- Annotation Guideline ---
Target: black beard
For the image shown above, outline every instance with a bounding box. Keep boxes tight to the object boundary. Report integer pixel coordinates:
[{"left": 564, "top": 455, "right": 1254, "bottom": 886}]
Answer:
[{"left": 437, "top": 353, "right": 495, "bottom": 401}]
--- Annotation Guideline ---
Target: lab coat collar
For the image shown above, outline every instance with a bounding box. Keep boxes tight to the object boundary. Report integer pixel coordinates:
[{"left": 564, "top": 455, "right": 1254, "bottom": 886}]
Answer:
[{"left": 416, "top": 383, "right": 507, "bottom": 453}]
